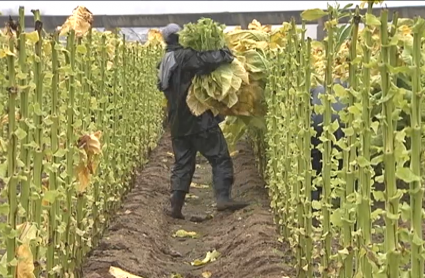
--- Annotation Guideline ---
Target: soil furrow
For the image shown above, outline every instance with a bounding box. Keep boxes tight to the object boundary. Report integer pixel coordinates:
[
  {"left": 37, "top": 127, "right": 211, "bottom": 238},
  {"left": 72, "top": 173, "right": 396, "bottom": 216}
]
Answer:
[{"left": 83, "top": 132, "right": 295, "bottom": 278}]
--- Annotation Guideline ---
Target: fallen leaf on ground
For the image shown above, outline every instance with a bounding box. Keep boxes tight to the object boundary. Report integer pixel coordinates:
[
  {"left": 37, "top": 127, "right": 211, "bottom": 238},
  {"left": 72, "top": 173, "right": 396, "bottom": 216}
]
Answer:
[
  {"left": 170, "top": 273, "right": 183, "bottom": 278},
  {"left": 173, "top": 229, "right": 199, "bottom": 239},
  {"left": 190, "top": 182, "right": 209, "bottom": 189},
  {"left": 230, "top": 150, "right": 239, "bottom": 157},
  {"left": 109, "top": 266, "right": 143, "bottom": 278},
  {"left": 202, "top": 271, "right": 212, "bottom": 278},
  {"left": 124, "top": 210, "right": 132, "bottom": 215},
  {"left": 186, "top": 193, "right": 199, "bottom": 200},
  {"left": 166, "top": 152, "right": 174, "bottom": 157},
  {"left": 191, "top": 249, "right": 221, "bottom": 266},
  {"left": 195, "top": 164, "right": 202, "bottom": 169}
]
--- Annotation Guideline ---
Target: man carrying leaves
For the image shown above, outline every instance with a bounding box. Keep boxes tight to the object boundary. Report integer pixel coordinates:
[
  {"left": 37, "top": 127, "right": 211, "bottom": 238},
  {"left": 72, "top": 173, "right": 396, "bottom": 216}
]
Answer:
[{"left": 157, "top": 23, "right": 249, "bottom": 219}]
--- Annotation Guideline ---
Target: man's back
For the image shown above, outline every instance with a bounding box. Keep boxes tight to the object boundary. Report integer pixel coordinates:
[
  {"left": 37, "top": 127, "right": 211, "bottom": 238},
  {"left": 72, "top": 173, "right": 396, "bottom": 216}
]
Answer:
[{"left": 159, "top": 45, "right": 225, "bottom": 138}]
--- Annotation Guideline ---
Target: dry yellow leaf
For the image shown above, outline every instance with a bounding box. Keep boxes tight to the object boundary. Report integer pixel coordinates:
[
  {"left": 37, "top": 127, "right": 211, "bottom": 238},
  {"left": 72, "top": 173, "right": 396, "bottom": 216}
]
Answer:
[
  {"left": 76, "top": 162, "right": 90, "bottom": 193},
  {"left": 186, "top": 193, "right": 199, "bottom": 200},
  {"left": 78, "top": 131, "right": 102, "bottom": 155},
  {"left": 202, "top": 271, "right": 212, "bottom": 278},
  {"left": 41, "top": 185, "right": 50, "bottom": 206},
  {"left": 144, "top": 28, "right": 165, "bottom": 47},
  {"left": 248, "top": 19, "right": 272, "bottom": 33},
  {"left": 0, "top": 112, "right": 21, "bottom": 126},
  {"left": 75, "top": 130, "right": 102, "bottom": 193},
  {"left": 190, "top": 182, "right": 209, "bottom": 189},
  {"left": 58, "top": 6, "right": 94, "bottom": 38},
  {"left": 16, "top": 244, "right": 36, "bottom": 278},
  {"left": 191, "top": 249, "right": 221, "bottom": 266},
  {"left": 229, "top": 150, "right": 239, "bottom": 157},
  {"left": 108, "top": 266, "right": 143, "bottom": 278},
  {"left": 173, "top": 229, "right": 199, "bottom": 239}
]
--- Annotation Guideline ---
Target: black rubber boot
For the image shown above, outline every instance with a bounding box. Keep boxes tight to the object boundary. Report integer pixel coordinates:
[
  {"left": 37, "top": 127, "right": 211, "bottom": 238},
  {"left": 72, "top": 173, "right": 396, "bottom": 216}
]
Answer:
[
  {"left": 216, "top": 188, "right": 249, "bottom": 212},
  {"left": 166, "top": 190, "right": 186, "bottom": 219}
]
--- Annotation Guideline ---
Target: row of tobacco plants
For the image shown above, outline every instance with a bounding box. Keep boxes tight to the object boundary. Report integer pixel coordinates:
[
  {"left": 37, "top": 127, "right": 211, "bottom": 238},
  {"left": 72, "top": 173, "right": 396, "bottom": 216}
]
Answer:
[
  {"left": 0, "top": 7, "right": 164, "bottom": 278},
  {"left": 250, "top": 2, "right": 425, "bottom": 278}
]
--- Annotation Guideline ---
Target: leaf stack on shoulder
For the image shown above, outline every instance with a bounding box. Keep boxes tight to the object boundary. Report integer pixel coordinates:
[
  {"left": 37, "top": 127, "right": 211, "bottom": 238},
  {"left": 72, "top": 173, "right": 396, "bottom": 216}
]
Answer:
[
  {"left": 224, "top": 19, "right": 271, "bottom": 117},
  {"left": 179, "top": 18, "right": 250, "bottom": 116}
]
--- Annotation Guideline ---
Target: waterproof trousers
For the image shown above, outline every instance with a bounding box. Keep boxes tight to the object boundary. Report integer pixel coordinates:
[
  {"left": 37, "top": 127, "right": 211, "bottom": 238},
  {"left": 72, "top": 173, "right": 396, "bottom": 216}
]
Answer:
[{"left": 170, "top": 126, "right": 233, "bottom": 198}]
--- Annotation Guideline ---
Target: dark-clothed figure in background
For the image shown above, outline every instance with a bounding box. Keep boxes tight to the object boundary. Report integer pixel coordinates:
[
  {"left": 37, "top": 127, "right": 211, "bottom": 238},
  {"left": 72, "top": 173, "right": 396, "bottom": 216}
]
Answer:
[{"left": 157, "top": 23, "right": 249, "bottom": 219}]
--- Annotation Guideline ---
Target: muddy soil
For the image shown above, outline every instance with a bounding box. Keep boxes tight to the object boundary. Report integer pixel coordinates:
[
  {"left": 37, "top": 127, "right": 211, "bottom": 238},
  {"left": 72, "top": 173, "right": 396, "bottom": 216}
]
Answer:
[{"left": 82, "top": 132, "right": 295, "bottom": 278}]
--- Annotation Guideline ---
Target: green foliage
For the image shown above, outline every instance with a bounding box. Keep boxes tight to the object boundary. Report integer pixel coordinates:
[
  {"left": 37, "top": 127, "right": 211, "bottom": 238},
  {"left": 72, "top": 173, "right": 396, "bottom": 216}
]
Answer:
[
  {"left": 252, "top": 4, "right": 425, "bottom": 278},
  {"left": 0, "top": 9, "right": 164, "bottom": 278},
  {"left": 179, "top": 18, "right": 227, "bottom": 51}
]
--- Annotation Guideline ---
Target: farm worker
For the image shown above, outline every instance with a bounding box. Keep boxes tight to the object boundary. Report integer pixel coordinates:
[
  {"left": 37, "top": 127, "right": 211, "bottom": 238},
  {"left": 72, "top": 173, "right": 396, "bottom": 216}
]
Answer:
[
  {"left": 157, "top": 23, "right": 249, "bottom": 219},
  {"left": 310, "top": 80, "right": 347, "bottom": 202}
]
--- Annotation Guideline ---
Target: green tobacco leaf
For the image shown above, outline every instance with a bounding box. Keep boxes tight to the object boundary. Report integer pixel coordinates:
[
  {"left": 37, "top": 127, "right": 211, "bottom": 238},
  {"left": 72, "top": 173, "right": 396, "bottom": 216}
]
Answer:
[
  {"left": 357, "top": 156, "right": 370, "bottom": 168},
  {"left": 333, "top": 84, "right": 347, "bottom": 98},
  {"left": 301, "top": 9, "right": 328, "bottom": 21},
  {"left": 365, "top": 13, "right": 381, "bottom": 27},
  {"left": 0, "top": 203, "right": 9, "bottom": 215},
  {"left": 412, "top": 17, "right": 425, "bottom": 34},
  {"left": 53, "top": 148, "right": 67, "bottom": 158},
  {"left": 76, "top": 44, "right": 87, "bottom": 54},
  {"left": 43, "top": 190, "right": 60, "bottom": 204},
  {"left": 396, "top": 167, "right": 420, "bottom": 183},
  {"left": 15, "top": 127, "right": 27, "bottom": 141}
]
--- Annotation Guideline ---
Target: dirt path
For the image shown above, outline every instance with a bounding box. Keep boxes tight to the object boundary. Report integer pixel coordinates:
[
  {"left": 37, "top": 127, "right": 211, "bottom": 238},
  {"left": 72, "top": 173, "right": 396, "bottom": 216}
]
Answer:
[{"left": 82, "top": 132, "right": 294, "bottom": 278}]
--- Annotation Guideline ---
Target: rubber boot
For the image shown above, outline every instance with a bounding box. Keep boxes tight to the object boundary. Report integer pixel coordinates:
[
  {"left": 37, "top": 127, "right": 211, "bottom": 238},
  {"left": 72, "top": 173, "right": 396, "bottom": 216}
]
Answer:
[
  {"left": 216, "top": 188, "right": 249, "bottom": 212},
  {"left": 166, "top": 190, "right": 186, "bottom": 219}
]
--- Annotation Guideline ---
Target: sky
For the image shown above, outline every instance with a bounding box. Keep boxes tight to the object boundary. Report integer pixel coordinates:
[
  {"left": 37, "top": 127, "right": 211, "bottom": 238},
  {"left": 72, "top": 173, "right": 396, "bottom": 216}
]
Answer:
[
  {"left": 1, "top": 1, "right": 423, "bottom": 41},
  {"left": 1, "top": 1, "right": 424, "bottom": 15}
]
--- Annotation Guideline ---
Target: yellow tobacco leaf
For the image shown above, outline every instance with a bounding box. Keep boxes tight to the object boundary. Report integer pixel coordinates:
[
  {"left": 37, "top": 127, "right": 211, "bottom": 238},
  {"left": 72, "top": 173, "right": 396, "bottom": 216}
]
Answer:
[
  {"left": 190, "top": 182, "right": 209, "bottom": 189},
  {"left": 109, "top": 266, "right": 143, "bottom": 278},
  {"left": 202, "top": 271, "right": 212, "bottom": 278},
  {"left": 26, "top": 31, "right": 39, "bottom": 43},
  {"left": 173, "top": 229, "right": 199, "bottom": 239},
  {"left": 16, "top": 244, "right": 36, "bottom": 278},
  {"left": 107, "top": 61, "right": 114, "bottom": 71},
  {"left": 0, "top": 49, "right": 6, "bottom": 59},
  {"left": 191, "top": 249, "right": 221, "bottom": 266}
]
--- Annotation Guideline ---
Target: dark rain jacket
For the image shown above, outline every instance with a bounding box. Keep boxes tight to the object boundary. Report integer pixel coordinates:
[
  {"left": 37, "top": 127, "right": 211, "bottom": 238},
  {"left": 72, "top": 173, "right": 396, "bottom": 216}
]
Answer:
[{"left": 157, "top": 43, "right": 234, "bottom": 138}]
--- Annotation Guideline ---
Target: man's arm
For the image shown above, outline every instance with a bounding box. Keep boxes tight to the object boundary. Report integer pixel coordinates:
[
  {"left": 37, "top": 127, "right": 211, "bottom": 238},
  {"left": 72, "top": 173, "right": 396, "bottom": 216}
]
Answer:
[
  {"left": 181, "top": 47, "right": 234, "bottom": 75},
  {"left": 156, "top": 61, "right": 162, "bottom": 91}
]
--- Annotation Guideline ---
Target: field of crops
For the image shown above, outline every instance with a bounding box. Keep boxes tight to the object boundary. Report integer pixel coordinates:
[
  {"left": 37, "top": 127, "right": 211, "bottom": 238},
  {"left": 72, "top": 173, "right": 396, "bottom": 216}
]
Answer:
[
  {"left": 2, "top": 1, "right": 425, "bottom": 278},
  {"left": 252, "top": 3, "right": 425, "bottom": 278},
  {"left": 0, "top": 7, "right": 164, "bottom": 278}
]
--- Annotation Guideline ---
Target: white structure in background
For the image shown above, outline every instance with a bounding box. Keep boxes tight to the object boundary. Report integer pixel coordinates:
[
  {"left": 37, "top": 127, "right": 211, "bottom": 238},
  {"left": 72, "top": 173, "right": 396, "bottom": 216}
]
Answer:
[{"left": 118, "top": 24, "right": 320, "bottom": 43}]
